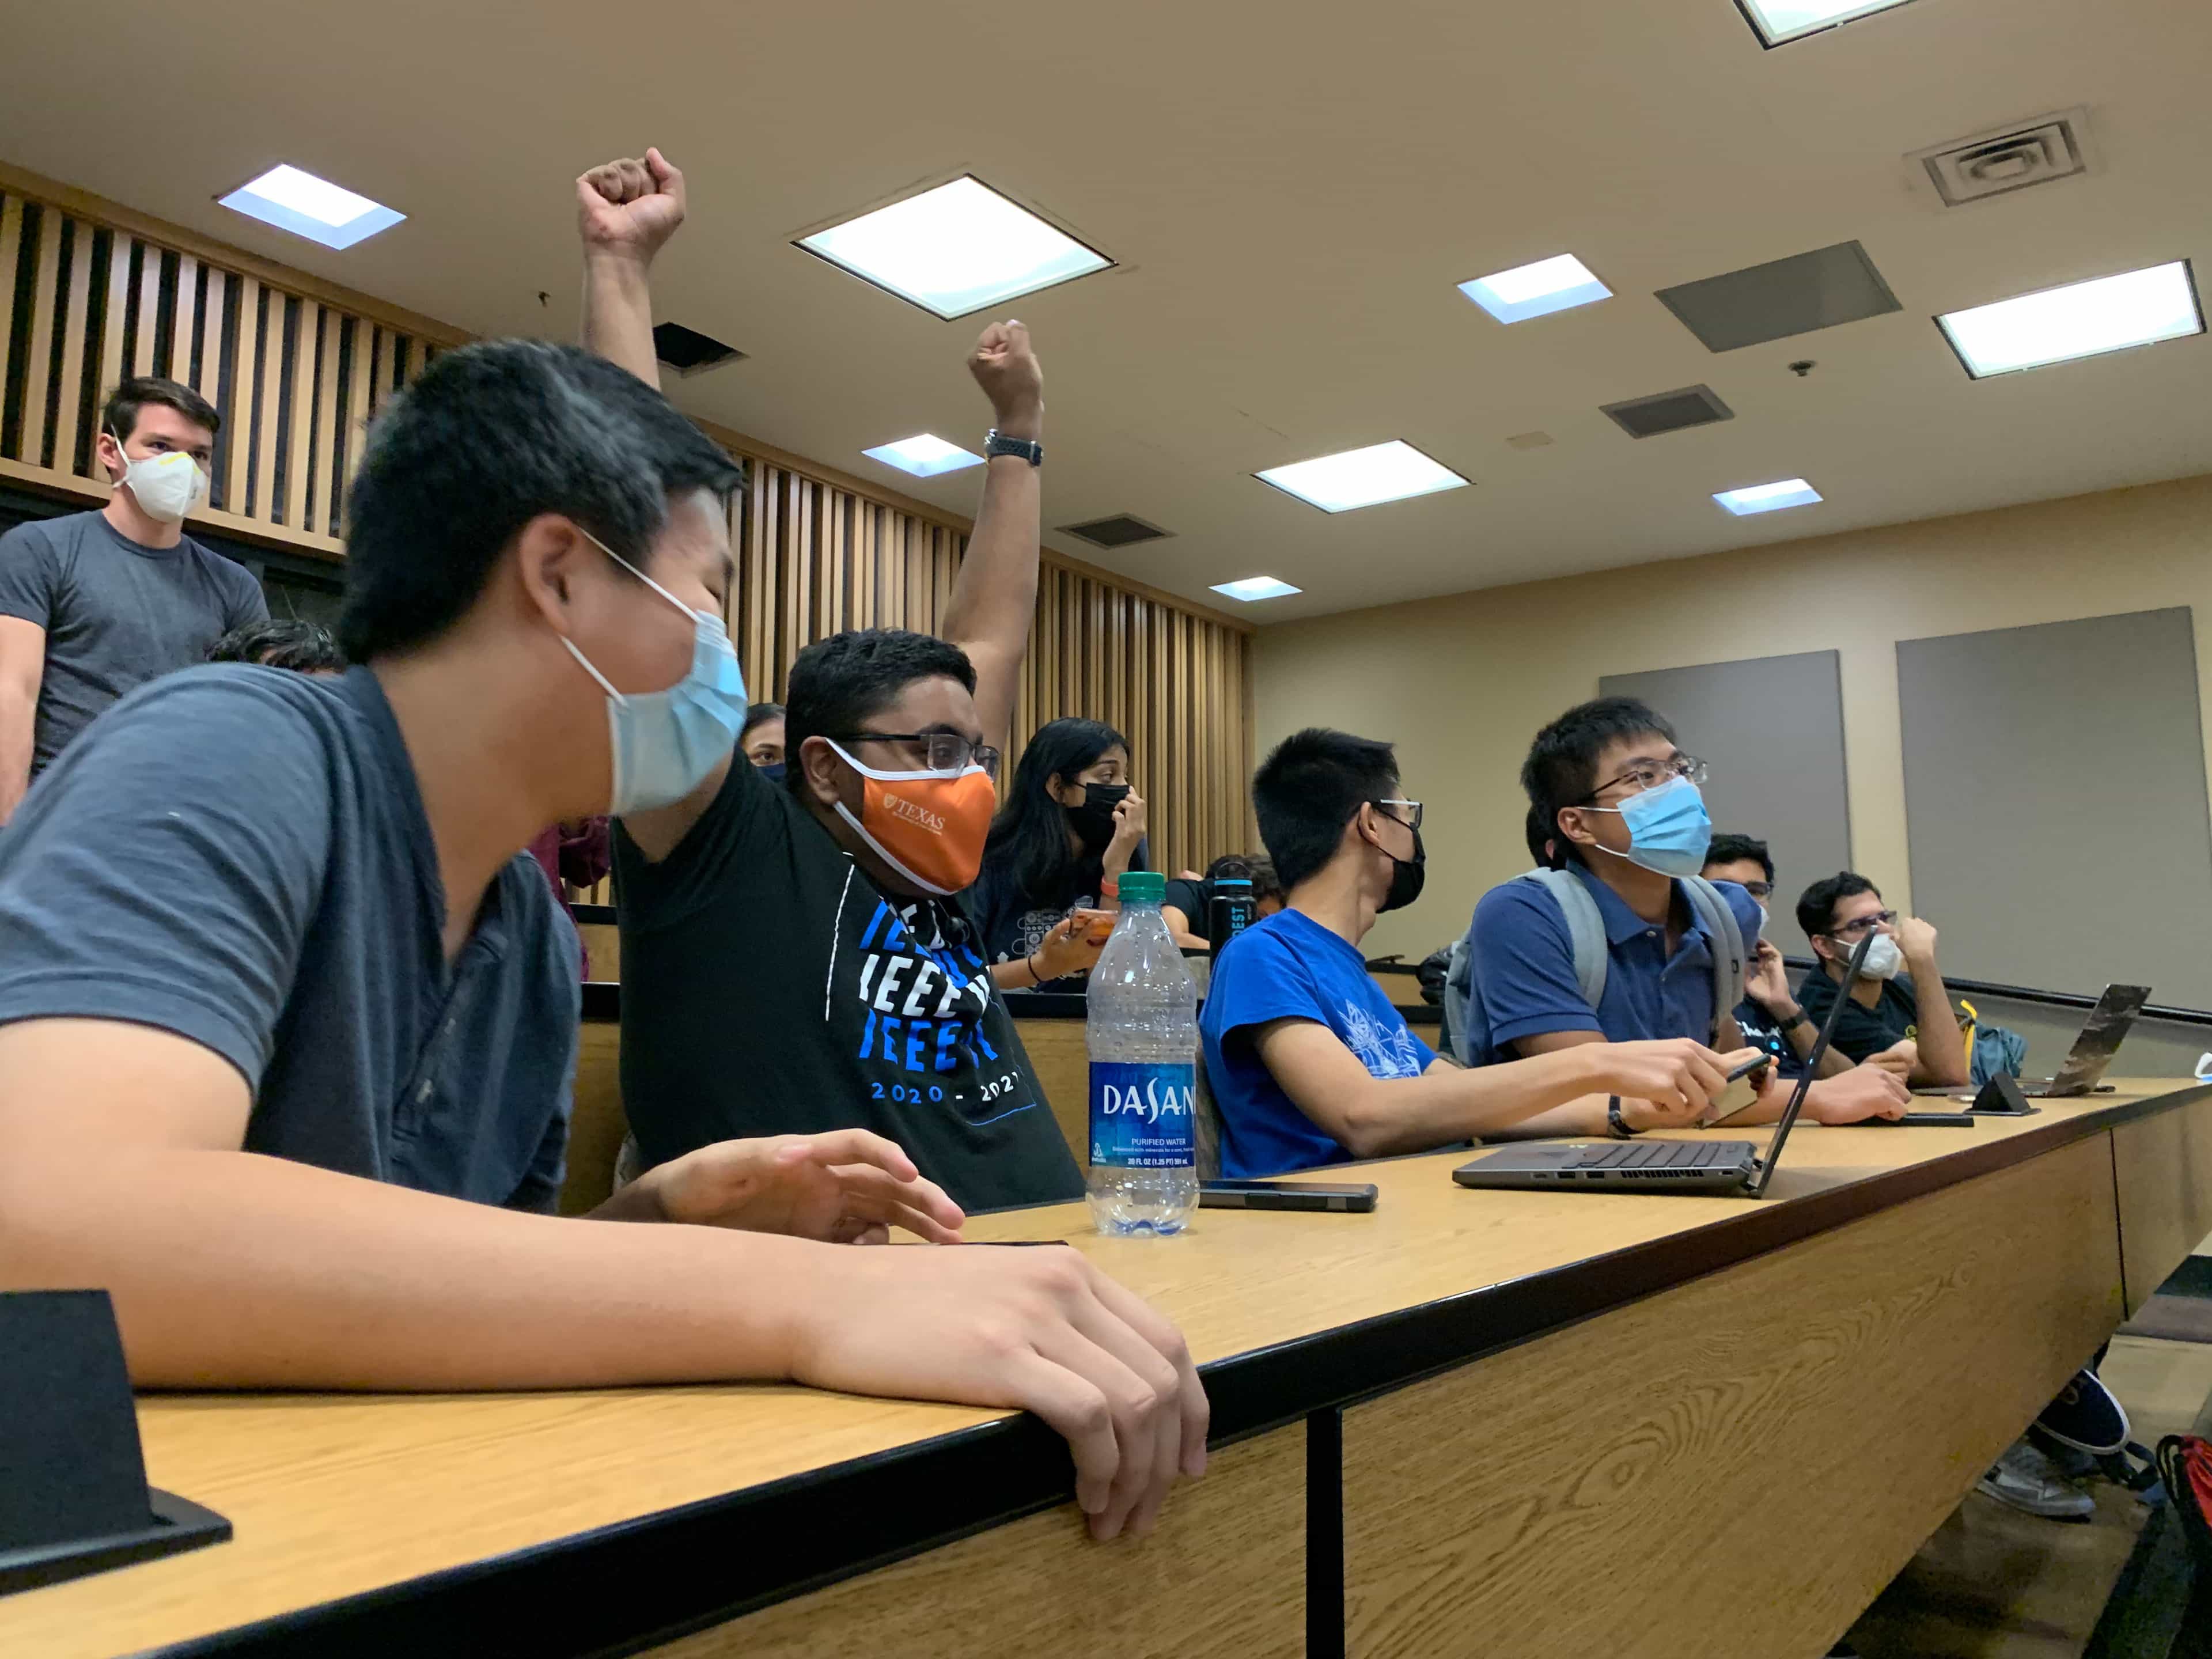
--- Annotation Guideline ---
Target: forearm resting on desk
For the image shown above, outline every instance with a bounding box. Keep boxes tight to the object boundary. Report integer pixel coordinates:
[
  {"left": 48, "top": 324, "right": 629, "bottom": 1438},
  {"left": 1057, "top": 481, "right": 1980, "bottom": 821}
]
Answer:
[
  {"left": 1255, "top": 1023, "right": 1712, "bottom": 1157},
  {"left": 0, "top": 1020, "right": 1206, "bottom": 1539}
]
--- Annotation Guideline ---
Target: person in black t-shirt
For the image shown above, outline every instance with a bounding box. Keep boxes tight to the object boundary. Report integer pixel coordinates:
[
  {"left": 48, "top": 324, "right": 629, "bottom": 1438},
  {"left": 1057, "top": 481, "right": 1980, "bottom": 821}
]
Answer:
[
  {"left": 1793, "top": 871, "right": 1971, "bottom": 1086},
  {"left": 592, "top": 160, "right": 1086, "bottom": 1216},
  {"left": 972, "top": 717, "right": 1152, "bottom": 990},
  {"left": 1701, "top": 834, "right": 1857, "bottom": 1082}
]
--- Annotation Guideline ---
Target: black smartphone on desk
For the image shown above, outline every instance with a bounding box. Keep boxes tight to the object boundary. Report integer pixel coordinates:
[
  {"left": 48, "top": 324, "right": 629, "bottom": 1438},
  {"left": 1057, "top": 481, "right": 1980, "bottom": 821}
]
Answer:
[{"left": 1199, "top": 1179, "right": 1378, "bottom": 1213}]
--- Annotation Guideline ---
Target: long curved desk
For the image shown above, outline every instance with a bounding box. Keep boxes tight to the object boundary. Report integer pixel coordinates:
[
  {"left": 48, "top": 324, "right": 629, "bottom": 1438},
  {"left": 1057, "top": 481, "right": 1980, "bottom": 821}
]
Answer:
[{"left": 7, "top": 1082, "right": 2211, "bottom": 1658}]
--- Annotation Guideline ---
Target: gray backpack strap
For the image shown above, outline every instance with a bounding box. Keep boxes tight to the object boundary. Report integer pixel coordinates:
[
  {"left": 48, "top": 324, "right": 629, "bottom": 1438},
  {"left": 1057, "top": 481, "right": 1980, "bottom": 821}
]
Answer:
[
  {"left": 1444, "top": 937, "right": 1474, "bottom": 1065},
  {"left": 1518, "top": 869, "right": 1607, "bottom": 1013},
  {"left": 1680, "top": 875, "right": 1748, "bottom": 1046}
]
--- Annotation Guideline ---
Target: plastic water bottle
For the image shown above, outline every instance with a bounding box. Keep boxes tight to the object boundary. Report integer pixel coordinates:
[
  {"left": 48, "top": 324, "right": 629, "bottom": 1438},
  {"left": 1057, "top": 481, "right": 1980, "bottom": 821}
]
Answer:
[{"left": 1087, "top": 870, "right": 1199, "bottom": 1235}]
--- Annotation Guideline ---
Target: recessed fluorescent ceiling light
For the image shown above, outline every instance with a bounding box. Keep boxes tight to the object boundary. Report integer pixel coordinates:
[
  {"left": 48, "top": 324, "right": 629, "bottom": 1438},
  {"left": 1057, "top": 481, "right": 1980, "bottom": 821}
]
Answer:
[
  {"left": 1457, "top": 253, "right": 1611, "bottom": 323},
  {"left": 862, "top": 434, "right": 985, "bottom": 478},
  {"left": 1255, "top": 441, "right": 1469, "bottom": 514},
  {"left": 798, "top": 176, "right": 1111, "bottom": 320},
  {"left": 1211, "top": 577, "right": 1302, "bottom": 602},
  {"left": 1714, "top": 479, "right": 1823, "bottom": 516},
  {"left": 217, "top": 164, "right": 404, "bottom": 250},
  {"left": 1739, "top": 0, "right": 1921, "bottom": 47},
  {"left": 1937, "top": 260, "right": 2203, "bottom": 379}
]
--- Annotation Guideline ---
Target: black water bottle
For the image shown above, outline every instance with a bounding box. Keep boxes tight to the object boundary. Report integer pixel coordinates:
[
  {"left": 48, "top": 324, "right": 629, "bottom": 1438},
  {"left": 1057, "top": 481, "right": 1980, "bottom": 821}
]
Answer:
[{"left": 1207, "top": 877, "right": 1256, "bottom": 959}]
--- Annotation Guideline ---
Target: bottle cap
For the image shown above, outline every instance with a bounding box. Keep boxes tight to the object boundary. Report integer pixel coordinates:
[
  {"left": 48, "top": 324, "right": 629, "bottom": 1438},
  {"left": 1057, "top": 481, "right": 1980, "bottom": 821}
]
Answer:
[
  {"left": 1116, "top": 871, "right": 1166, "bottom": 903},
  {"left": 1214, "top": 878, "right": 1252, "bottom": 889}
]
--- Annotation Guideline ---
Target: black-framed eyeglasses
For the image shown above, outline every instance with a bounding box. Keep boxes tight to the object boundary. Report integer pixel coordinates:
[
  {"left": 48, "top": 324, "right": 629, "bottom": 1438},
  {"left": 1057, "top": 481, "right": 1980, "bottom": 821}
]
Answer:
[
  {"left": 1374, "top": 798, "right": 1423, "bottom": 832},
  {"left": 1824, "top": 909, "right": 1898, "bottom": 940},
  {"left": 1737, "top": 880, "right": 1775, "bottom": 900},
  {"left": 1583, "top": 753, "right": 1708, "bottom": 802},
  {"left": 835, "top": 730, "right": 1003, "bottom": 781}
]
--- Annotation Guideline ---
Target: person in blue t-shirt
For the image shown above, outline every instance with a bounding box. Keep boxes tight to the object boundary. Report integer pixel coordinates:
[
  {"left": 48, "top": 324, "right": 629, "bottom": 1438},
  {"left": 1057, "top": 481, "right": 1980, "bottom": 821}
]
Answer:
[
  {"left": 1461, "top": 698, "right": 1909, "bottom": 1127},
  {"left": 1201, "top": 728, "right": 1744, "bottom": 1178}
]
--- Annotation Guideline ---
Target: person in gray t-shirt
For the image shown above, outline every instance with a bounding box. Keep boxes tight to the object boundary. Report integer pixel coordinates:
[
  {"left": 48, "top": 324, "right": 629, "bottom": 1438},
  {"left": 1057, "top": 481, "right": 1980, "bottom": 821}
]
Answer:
[
  {"left": 0, "top": 376, "right": 267, "bottom": 823},
  {"left": 0, "top": 150, "right": 1204, "bottom": 1540}
]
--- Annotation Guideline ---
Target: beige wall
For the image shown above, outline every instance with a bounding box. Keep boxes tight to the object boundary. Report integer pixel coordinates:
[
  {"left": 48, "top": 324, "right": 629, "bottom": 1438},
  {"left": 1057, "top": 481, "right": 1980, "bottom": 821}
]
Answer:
[{"left": 1253, "top": 472, "right": 2212, "bottom": 962}]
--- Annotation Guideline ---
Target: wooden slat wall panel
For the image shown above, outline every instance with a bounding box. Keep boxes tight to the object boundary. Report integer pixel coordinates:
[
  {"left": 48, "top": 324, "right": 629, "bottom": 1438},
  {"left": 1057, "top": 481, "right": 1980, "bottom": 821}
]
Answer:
[
  {"left": 0, "top": 198, "right": 22, "bottom": 409},
  {"left": 0, "top": 177, "right": 1253, "bottom": 868}
]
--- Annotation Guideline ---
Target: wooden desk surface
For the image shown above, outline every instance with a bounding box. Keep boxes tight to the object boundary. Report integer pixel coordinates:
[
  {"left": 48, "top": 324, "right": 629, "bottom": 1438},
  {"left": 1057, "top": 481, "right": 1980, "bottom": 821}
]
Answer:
[{"left": 8, "top": 1082, "right": 2206, "bottom": 1658}]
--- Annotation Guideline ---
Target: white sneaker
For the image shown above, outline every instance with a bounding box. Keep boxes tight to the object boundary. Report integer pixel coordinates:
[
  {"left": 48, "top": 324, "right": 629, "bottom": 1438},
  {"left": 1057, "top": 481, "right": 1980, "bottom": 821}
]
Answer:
[{"left": 1976, "top": 1435, "right": 2094, "bottom": 1521}]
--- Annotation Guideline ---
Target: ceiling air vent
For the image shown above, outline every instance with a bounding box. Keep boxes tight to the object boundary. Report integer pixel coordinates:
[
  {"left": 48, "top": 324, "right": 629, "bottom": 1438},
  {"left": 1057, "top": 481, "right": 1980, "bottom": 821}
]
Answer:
[
  {"left": 1060, "top": 514, "right": 1173, "bottom": 549},
  {"left": 1600, "top": 385, "right": 1735, "bottom": 440},
  {"left": 1910, "top": 109, "right": 2096, "bottom": 207},
  {"left": 652, "top": 321, "right": 745, "bottom": 377}
]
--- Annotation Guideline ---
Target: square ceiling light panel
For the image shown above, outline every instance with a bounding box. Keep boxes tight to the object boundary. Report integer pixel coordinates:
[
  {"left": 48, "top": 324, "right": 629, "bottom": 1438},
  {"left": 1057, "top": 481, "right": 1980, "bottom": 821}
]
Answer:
[
  {"left": 1211, "top": 577, "right": 1302, "bottom": 601},
  {"left": 862, "top": 435, "right": 984, "bottom": 478},
  {"left": 1937, "top": 260, "right": 2203, "bottom": 379},
  {"left": 1714, "top": 478, "right": 1823, "bottom": 516},
  {"left": 1458, "top": 254, "right": 1611, "bottom": 324},
  {"left": 218, "top": 165, "right": 406, "bottom": 250},
  {"left": 1657, "top": 241, "right": 1900, "bottom": 353},
  {"left": 1737, "top": 0, "right": 1923, "bottom": 47},
  {"left": 1255, "top": 442, "right": 1470, "bottom": 514},
  {"left": 797, "top": 176, "right": 1112, "bottom": 320}
]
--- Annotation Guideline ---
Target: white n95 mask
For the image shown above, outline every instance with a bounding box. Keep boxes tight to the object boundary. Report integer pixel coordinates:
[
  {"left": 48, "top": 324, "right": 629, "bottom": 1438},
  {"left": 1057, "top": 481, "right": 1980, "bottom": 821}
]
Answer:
[{"left": 110, "top": 430, "right": 208, "bottom": 525}]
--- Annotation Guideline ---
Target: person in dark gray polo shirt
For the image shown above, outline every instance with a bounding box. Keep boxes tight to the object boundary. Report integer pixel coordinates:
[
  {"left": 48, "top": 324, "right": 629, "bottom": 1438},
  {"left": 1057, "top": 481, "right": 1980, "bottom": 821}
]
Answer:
[
  {"left": 0, "top": 376, "right": 268, "bottom": 823},
  {"left": 0, "top": 149, "right": 1205, "bottom": 1546}
]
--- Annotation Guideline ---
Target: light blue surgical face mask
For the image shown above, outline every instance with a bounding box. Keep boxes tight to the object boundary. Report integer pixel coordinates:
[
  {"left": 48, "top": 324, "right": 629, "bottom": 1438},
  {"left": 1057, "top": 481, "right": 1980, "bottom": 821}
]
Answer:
[
  {"left": 560, "top": 532, "right": 748, "bottom": 816},
  {"left": 1587, "top": 774, "right": 1713, "bottom": 880}
]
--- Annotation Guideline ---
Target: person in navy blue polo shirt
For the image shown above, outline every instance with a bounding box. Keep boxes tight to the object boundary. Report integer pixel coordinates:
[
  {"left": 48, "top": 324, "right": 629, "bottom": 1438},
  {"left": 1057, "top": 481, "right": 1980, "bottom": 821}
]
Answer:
[
  {"left": 1200, "top": 728, "right": 1741, "bottom": 1178},
  {"left": 1461, "top": 698, "right": 1909, "bottom": 1127}
]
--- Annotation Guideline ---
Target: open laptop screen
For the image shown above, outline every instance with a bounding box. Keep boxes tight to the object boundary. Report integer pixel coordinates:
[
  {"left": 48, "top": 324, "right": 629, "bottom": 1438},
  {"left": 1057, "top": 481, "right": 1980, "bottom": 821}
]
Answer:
[{"left": 1746, "top": 929, "right": 1874, "bottom": 1198}]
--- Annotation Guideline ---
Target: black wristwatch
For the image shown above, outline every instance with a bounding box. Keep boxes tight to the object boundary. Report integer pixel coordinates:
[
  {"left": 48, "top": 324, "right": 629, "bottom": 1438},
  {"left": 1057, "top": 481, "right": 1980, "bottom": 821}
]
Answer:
[
  {"left": 984, "top": 429, "right": 1044, "bottom": 467},
  {"left": 1607, "top": 1095, "right": 1639, "bottom": 1139},
  {"left": 1772, "top": 1005, "right": 1811, "bottom": 1032}
]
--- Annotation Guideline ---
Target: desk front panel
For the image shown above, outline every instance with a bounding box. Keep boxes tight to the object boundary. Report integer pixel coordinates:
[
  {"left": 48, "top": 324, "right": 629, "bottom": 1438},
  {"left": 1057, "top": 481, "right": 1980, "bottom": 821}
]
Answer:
[{"left": 1339, "top": 1135, "right": 2122, "bottom": 1658}]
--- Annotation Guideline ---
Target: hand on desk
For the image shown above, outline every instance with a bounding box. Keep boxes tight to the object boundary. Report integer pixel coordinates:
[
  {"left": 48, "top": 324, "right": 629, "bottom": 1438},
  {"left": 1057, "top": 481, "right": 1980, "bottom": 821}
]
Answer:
[
  {"left": 789, "top": 1243, "right": 1208, "bottom": 1541},
  {"left": 606, "top": 1130, "right": 967, "bottom": 1245},
  {"left": 1805, "top": 1065, "right": 1912, "bottom": 1123}
]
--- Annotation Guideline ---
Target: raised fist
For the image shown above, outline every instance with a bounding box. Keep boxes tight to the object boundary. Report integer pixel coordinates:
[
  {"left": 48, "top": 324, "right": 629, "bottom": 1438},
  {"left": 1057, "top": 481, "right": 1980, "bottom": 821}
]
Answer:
[
  {"left": 577, "top": 147, "right": 687, "bottom": 263},
  {"left": 968, "top": 320, "right": 1044, "bottom": 431}
]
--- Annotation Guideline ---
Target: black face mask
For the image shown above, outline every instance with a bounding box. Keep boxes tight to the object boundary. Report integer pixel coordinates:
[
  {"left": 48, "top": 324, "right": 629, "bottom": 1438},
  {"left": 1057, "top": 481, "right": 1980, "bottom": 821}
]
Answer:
[
  {"left": 1378, "top": 825, "right": 1426, "bottom": 913},
  {"left": 1067, "top": 782, "right": 1130, "bottom": 853},
  {"left": 758, "top": 762, "right": 787, "bottom": 784}
]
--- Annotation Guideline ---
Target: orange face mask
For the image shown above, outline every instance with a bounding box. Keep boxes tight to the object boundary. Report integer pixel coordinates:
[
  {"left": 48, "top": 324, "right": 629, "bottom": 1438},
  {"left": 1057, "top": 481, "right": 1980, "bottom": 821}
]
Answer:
[{"left": 826, "top": 741, "right": 998, "bottom": 896}]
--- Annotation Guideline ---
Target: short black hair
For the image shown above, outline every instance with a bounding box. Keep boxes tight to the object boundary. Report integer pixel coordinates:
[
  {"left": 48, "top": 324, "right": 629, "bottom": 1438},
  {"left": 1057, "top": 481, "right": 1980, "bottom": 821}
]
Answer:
[
  {"left": 740, "top": 701, "right": 785, "bottom": 738},
  {"left": 338, "top": 339, "right": 744, "bottom": 662},
  {"left": 1703, "top": 833, "right": 1773, "bottom": 884},
  {"left": 103, "top": 376, "right": 221, "bottom": 443},
  {"left": 205, "top": 618, "right": 346, "bottom": 673},
  {"left": 1796, "top": 871, "right": 1882, "bottom": 941},
  {"left": 1520, "top": 696, "right": 1677, "bottom": 870},
  {"left": 1524, "top": 804, "right": 1558, "bottom": 870},
  {"left": 784, "top": 628, "right": 977, "bottom": 791},
  {"left": 1252, "top": 727, "right": 1399, "bottom": 893}
]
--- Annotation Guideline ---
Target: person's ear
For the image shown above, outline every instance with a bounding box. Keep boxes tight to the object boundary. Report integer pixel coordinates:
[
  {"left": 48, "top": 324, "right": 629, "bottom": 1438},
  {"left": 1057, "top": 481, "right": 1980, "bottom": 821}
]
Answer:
[
  {"left": 798, "top": 733, "right": 846, "bottom": 810},
  {"left": 1554, "top": 804, "right": 1598, "bottom": 852},
  {"left": 96, "top": 430, "right": 128, "bottom": 483},
  {"left": 511, "top": 514, "right": 596, "bottom": 638}
]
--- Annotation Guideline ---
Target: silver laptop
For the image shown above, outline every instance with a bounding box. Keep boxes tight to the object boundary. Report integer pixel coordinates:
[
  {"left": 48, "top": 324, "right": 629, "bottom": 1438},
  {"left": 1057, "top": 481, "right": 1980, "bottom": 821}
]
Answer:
[
  {"left": 1451, "top": 931, "right": 1870, "bottom": 1198},
  {"left": 1976, "top": 982, "right": 2149, "bottom": 1100}
]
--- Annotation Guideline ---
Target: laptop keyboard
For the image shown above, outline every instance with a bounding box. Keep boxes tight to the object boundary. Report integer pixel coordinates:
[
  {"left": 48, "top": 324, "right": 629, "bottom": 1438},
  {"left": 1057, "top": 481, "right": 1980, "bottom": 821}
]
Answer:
[{"left": 1568, "top": 1140, "right": 1732, "bottom": 1171}]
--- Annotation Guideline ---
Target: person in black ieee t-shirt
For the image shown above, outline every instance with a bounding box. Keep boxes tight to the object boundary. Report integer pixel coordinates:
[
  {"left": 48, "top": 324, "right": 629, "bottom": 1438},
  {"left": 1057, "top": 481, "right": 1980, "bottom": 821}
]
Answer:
[{"left": 593, "top": 164, "right": 1084, "bottom": 1214}]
